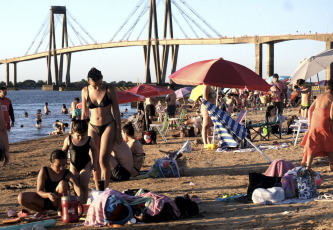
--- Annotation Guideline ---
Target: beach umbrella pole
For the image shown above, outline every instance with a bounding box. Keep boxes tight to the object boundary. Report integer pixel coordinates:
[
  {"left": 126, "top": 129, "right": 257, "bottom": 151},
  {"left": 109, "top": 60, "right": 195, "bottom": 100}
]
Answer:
[
  {"left": 244, "top": 137, "right": 273, "bottom": 162},
  {"left": 317, "top": 73, "right": 321, "bottom": 94}
]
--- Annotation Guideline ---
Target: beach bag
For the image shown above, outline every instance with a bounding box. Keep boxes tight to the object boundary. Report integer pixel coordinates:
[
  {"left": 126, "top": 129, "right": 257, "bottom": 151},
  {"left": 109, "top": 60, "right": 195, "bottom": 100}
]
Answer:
[
  {"left": 141, "top": 130, "right": 157, "bottom": 145},
  {"left": 252, "top": 187, "right": 285, "bottom": 204},
  {"left": 174, "top": 194, "right": 199, "bottom": 218},
  {"left": 281, "top": 174, "right": 297, "bottom": 199},
  {"left": 148, "top": 157, "right": 180, "bottom": 178},
  {"left": 296, "top": 167, "right": 318, "bottom": 200},
  {"left": 104, "top": 195, "right": 133, "bottom": 226}
]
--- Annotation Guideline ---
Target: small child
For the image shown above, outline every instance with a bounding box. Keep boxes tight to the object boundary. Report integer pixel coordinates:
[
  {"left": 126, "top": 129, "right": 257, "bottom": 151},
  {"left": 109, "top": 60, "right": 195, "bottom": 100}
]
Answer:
[
  {"left": 122, "top": 122, "right": 145, "bottom": 177},
  {"left": 36, "top": 109, "right": 43, "bottom": 127},
  {"left": 18, "top": 150, "right": 81, "bottom": 216},
  {"left": 49, "top": 120, "right": 69, "bottom": 135},
  {"left": 62, "top": 120, "right": 97, "bottom": 203},
  {"left": 44, "top": 102, "right": 51, "bottom": 115}
]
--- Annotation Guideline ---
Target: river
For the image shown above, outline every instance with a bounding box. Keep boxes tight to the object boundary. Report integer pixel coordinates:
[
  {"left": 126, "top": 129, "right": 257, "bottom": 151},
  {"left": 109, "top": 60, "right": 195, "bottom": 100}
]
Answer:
[{"left": 6, "top": 90, "right": 136, "bottom": 143}]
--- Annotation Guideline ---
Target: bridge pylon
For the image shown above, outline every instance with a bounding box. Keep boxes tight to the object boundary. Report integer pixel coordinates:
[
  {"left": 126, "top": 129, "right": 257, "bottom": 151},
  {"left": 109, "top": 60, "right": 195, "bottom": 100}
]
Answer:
[{"left": 47, "top": 6, "right": 71, "bottom": 86}]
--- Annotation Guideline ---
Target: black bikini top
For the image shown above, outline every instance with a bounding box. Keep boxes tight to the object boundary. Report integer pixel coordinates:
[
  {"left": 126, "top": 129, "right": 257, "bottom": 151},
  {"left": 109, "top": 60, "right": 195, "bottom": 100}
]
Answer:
[{"left": 86, "top": 86, "right": 112, "bottom": 109}]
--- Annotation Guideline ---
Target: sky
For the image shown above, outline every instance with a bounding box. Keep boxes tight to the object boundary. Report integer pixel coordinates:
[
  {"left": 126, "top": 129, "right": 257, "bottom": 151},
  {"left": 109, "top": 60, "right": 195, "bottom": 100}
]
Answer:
[{"left": 0, "top": 0, "right": 332, "bottom": 84}]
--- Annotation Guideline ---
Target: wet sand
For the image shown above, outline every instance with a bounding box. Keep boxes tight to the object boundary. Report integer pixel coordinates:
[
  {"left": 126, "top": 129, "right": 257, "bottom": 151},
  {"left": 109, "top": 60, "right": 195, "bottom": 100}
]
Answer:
[{"left": 1, "top": 107, "right": 333, "bottom": 229}]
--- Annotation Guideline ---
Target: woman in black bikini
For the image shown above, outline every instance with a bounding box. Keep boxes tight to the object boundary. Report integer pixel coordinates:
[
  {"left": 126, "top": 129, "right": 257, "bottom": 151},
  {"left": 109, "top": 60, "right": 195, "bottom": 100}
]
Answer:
[
  {"left": 62, "top": 120, "right": 97, "bottom": 203},
  {"left": 81, "top": 68, "right": 122, "bottom": 190},
  {"left": 18, "top": 150, "right": 81, "bottom": 216}
]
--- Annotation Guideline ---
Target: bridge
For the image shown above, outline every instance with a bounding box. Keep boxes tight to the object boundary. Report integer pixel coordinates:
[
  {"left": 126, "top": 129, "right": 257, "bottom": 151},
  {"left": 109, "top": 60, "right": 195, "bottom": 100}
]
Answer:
[{"left": 1, "top": 0, "right": 333, "bottom": 87}]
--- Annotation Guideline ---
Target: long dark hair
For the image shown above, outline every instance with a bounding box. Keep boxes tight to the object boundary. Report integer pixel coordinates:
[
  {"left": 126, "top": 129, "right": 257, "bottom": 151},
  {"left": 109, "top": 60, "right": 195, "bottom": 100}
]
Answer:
[
  {"left": 87, "top": 67, "right": 103, "bottom": 82},
  {"left": 72, "top": 120, "right": 88, "bottom": 134}
]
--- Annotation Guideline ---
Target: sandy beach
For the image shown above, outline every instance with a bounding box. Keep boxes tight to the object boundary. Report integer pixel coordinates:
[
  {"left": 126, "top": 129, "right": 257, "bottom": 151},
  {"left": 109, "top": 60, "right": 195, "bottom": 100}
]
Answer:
[{"left": 1, "top": 107, "right": 333, "bottom": 230}]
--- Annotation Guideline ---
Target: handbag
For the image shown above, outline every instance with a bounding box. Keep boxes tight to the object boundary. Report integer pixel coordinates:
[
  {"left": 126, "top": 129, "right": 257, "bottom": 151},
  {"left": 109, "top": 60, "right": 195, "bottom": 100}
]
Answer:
[{"left": 296, "top": 167, "right": 318, "bottom": 199}]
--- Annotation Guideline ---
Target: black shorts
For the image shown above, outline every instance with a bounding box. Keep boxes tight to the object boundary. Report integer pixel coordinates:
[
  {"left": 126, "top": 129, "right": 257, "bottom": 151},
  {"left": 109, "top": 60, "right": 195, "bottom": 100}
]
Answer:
[
  {"left": 167, "top": 105, "right": 176, "bottom": 117},
  {"left": 43, "top": 198, "right": 57, "bottom": 211},
  {"left": 146, "top": 104, "right": 155, "bottom": 117},
  {"left": 301, "top": 105, "right": 310, "bottom": 110},
  {"left": 36, "top": 119, "right": 42, "bottom": 125},
  {"left": 110, "top": 164, "right": 131, "bottom": 181}
]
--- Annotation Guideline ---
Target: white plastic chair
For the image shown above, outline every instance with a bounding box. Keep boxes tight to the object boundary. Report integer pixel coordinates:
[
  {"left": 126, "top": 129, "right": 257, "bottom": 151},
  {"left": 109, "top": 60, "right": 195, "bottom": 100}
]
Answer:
[
  {"left": 290, "top": 117, "right": 308, "bottom": 146},
  {"left": 149, "top": 113, "right": 169, "bottom": 142}
]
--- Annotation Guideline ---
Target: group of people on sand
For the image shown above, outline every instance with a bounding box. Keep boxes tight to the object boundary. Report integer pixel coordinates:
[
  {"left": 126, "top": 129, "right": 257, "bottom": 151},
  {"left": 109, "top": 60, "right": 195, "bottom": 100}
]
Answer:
[
  {"left": 15, "top": 67, "right": 145, "bottom": 216},
  {"left": 1, "top": 66, "right": 333, "bottom": 217}
]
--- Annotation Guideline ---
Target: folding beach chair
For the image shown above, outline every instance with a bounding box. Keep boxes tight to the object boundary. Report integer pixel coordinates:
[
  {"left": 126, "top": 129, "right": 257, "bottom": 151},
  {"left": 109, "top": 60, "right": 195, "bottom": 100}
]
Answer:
[
  {"left": 290, "top": 117, "right": 308, "bottom": 146},
  {"left": 246, "top": 109, "right": 281, "bottom": 141},
  {"left": 149, "top": 113, "right": 169, "bottom": 142},
  {"left": 169, "top": 107, "right": 186, "bottom": 129}
]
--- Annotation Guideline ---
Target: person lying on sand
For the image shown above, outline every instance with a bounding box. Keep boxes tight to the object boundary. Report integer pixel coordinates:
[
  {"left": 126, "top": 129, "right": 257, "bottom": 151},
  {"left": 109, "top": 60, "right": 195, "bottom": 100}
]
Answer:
[
  {"left": 122, "top": 122, "right": 145, "bottom": 177},
  {"left": 18, "top": 150, "right": 82, "bottom": 216}
]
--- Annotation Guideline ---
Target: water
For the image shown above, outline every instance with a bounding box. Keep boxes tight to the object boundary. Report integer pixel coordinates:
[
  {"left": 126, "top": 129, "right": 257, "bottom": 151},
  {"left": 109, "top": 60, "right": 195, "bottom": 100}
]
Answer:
[{"left": 6, "top": 90, "right": 136, "bottom": 143}]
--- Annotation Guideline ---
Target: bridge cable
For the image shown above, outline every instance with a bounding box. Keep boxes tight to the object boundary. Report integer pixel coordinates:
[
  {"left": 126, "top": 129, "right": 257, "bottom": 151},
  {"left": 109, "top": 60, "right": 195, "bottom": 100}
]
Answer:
[
  {"left": 54, "top": 14, "right": 76, "bottom": 47},
  {"left": 179, "top": 0, "right": 222, "bottom": 37},
  {"left": 123, "top": 0, "right": 151, "bottom": 41},
  {"left": 172, "top": 0, "right": 201, "bottom": 38},
  {"left": 173, "top": 0, "right": 212, "bottom": 38},
  {"left": 123, "top": 0, "right": 162, "bottom": 41},
  {"left": 35, "top": 22, "right": 50, "bottom": 53},
  {"left": 25, "top": 13, "right": 49, "bottom": 55},
  {"left": 136, "top": 0, "right": 153, "bottom": 40},
  {"left": 43, "top": 14, "right": 64, "bottom": 52},
  {"left": 160, "top": 0, "right": 189, "bottom": 38},
  {"left": 67, "top": 10, "right": 97, "bottom": 44},
  {"left": 109, "top": 0, "right": 146, "bottom": 42},
  {"left": 67, "top": 16, "right": 88, "bottom": 45}
]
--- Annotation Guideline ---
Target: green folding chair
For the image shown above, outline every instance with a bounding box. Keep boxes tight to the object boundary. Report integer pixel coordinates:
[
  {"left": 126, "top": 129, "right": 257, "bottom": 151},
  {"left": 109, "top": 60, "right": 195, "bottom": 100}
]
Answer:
[{"left": 168, "top": 108, "right": 186, "bottom": 129}]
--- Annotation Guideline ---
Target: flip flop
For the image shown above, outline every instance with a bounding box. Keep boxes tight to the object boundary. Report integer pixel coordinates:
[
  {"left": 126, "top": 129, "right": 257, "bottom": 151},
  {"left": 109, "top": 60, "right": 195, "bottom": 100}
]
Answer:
[
  {"left": 18, "top": 209, "right": 31, "bottom": 218},
  {"left": 314, "top": 193, "right": 333, "bottom": 202}
]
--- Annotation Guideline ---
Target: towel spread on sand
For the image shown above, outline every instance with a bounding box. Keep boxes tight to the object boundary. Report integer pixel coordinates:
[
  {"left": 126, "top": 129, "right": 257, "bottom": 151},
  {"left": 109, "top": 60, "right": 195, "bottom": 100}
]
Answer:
[
  {"left": 264, "top": 159, "right": 295, "bottom": 177},
  {"left": 301, "top": 108, "right": 333, "bottom": 165}
]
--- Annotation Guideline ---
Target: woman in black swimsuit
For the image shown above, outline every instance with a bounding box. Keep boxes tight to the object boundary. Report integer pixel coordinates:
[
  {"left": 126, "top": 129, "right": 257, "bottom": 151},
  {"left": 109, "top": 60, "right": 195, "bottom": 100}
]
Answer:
[
  {"left": 18, "top": 150, "right": 81, "bottom": 216},
  {"left": 81, "top": 68, "right": 122, "bottom": 190},
  {"left": 62, "top": 120, "right": 97, "bottom": 203}
]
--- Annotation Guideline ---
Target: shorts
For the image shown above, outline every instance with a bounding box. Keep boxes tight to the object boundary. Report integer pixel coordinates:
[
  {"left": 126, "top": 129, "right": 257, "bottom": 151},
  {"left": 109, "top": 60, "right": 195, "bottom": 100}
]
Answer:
[
  {"left": 110, "top": 164, "right": 131, "bottom": 181},
  {"left": 37, "top": 119, "right": 42, "bottom": 125},
  {"left": 167, "top": 105, "right": 176, "bottom": 117},
  {"left": 43, "top": 198, "right": 57, "bottom": 211},
  {"left": 72, "top": 109, "right": 81, "bottom": 117},
  {"left": 146, "top": 104, "right": 155, "bottom": 117}
]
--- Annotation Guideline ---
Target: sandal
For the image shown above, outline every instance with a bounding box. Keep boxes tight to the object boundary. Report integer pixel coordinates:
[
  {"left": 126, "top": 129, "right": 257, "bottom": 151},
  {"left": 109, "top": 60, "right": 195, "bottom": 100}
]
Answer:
[{"left": 314, "top": 193, "right": 333, "bottom": 202}]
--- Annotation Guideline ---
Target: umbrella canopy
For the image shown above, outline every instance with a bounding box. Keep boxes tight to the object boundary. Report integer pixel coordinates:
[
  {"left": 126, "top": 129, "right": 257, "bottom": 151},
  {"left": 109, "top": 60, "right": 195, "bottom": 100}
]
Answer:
[
  {"left": 116, "top": 90, "right": 145, "bottom": 104},
  {"left": 169, "top": 58, "right": 271, "bottom": 91},
  {"left": 266, "top": 75, "right": 290, "bottom": 84},
  {"left": 315, "top": 80, "right": 328, "bottom": 86},
  {"left": 175, "top": 87, "right": 193, "bottom": 99},
  {"left": 290, "top": 49, "right": 333, "bottom": 84},
  {"left": 189, "top": 85, "right": 205, "bottom": 101},
  {"left": 126, "top": 84, "right": 174, "bottom": 97},
  {"left": 201, "top": 98, "right": 247, "bottom": 148}
]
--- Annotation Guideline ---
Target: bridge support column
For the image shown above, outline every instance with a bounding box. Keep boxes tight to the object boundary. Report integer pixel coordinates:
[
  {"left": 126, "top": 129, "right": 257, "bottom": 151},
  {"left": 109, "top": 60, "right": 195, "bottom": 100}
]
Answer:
[
  {"left": 255, "top": 43, "right": 262, "bottom": 78},
  {"left": 267, "top": 42, "right": 274, "bottom": 77},
  {"left": 6, "top": 63, "right": 9, "bottom": 86},
  {"left": 326, "top": 41, "right": 333, "bottom": 81},
  {"left": 13, "top": 63, "right": 17, "bottom": 87}
]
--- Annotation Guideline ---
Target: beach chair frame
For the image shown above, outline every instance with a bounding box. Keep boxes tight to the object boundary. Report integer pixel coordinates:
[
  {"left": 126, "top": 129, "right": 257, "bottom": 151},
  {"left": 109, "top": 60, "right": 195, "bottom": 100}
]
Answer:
[{"left": 149, "top": 113, "right": 169, "bottom": 142}]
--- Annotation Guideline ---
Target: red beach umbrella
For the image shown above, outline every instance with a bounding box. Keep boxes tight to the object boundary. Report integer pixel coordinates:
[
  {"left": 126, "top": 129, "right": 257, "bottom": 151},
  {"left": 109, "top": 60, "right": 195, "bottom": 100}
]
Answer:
[
  {"left": 169, "top": 58, "right": 271, "bottom": 91},
  {"left": 126, "top": 84, "right": 174, "bottom": 97},
  {"left": 116, "top": 90, "right": 145, "bottom": 104}
]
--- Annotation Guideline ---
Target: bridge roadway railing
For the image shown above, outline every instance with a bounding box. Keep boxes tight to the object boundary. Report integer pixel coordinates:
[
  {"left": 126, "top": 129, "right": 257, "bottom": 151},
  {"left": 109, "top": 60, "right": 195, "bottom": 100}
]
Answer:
[{"left": 1, "top": 33, "right": 333, "bottom": 64}]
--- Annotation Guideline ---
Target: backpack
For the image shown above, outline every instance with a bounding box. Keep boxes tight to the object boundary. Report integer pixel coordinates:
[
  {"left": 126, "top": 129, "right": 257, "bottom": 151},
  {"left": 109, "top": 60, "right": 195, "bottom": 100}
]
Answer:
[
  {"left": 148, "top": 158, "right": 180, "bottom": 178},
  {"left": 140, "top": 130, "right": 157, "bottom": 145},
  {"left": 281, "top": 173, "right": 297, "bottom": 199},
  {"left": 174, "top": 194, "right": 199, "bottom": 218}
]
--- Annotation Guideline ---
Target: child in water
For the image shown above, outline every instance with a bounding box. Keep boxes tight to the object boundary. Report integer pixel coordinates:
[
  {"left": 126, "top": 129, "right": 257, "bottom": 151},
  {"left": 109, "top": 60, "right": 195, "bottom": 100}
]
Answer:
[
  {"left": 18, "top": 150, "right": 81, "bottom": 216},
  {"left": 36, "top": 109, "right": 43, "bottom": 127},
  {"left": 62, "top": 120, "right": 97, "bottom": 203},
  {"left": 49, "top": 120, "right": 68, "bottom": 135}
]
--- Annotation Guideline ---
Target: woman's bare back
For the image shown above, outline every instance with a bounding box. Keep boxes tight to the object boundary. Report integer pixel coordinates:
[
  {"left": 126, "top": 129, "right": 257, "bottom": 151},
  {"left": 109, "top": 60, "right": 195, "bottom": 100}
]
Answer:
[{"left": 315, "top": 93, "right": 333, "bottom": 109}]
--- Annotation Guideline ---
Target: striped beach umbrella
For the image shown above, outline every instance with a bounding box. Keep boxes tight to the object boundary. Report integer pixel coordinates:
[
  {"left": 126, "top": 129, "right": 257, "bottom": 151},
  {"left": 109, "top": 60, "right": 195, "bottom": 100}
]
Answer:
[{"left": 201, "top": 99, "right": 247, "bottom": 148}]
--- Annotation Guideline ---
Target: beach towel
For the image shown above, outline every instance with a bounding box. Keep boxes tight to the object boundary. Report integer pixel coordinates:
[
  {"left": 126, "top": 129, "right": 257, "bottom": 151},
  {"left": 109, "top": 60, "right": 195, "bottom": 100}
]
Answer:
[
  {"left": 264, "top": 159, "right": 295, "bottom": 177},
  {"left": 301, "top": 108, "right": 333, "bottom": 165}
]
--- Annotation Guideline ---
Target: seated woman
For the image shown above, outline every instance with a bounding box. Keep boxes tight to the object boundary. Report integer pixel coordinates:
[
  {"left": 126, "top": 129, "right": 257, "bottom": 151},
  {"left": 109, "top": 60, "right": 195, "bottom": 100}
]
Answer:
[
  {"left": 183, "top": 110, "right": 203, "bottom": 135},
  {"left": 18, "top": 150, "right": 81, "bottom": 216},
  {"left": 122, "top": 122, "right": 145, "bottom": 177},
  {"left": 250, "top": 105, "right": 280, "bottom": 136}
]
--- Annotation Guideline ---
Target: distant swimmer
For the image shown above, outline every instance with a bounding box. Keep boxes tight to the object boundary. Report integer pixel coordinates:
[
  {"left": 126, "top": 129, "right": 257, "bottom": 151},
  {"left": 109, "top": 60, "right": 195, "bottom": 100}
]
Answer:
[
  {"left": 23, "top": 112, "right": 28, "bottom": 117},
  {"left": 36, "top": 109, "right": 43, "bottom": 128},
  {"left": 61, "top": 104, "right": 68, "bottom": 114},
  {"left": 44, "top": 102, "right": 51, "bottom": 115}
]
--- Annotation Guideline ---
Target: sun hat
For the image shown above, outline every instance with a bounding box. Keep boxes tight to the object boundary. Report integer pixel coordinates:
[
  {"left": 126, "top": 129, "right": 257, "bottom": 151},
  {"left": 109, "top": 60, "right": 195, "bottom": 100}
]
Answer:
[{"left": 144, "top": 132, "right": 152, "bottom": 144}]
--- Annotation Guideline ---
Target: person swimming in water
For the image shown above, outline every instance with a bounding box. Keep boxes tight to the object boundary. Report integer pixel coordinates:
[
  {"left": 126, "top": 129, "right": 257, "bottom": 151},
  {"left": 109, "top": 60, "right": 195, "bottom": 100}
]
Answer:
[{"left": 62, "top": 120, "right": 97, "bottom": 203}]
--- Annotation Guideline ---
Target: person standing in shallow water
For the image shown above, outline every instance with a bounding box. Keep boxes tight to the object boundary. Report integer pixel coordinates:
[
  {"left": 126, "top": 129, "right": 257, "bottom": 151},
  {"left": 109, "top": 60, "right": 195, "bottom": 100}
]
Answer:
[{"left": 81, "top": 67, "right": 122, "bottom": 190}]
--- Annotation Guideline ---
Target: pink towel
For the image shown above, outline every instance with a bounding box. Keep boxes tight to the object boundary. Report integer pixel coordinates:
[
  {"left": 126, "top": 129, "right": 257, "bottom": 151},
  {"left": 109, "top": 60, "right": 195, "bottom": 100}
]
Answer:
[{"left": 264, "top": 159, "right": 295, "bottom": 177}]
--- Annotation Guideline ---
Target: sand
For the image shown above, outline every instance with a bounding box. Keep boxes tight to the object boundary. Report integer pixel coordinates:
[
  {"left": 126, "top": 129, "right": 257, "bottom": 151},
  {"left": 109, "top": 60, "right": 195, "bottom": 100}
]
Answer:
[{"left": 1, "top": 107, "right": 333, "bottom": 230}]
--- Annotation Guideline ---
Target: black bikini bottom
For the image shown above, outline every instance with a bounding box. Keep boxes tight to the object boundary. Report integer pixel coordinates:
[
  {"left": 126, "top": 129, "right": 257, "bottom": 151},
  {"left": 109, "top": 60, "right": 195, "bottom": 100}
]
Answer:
[{"left": 90, "top": 120, "right": 114, "bottom": 136}]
